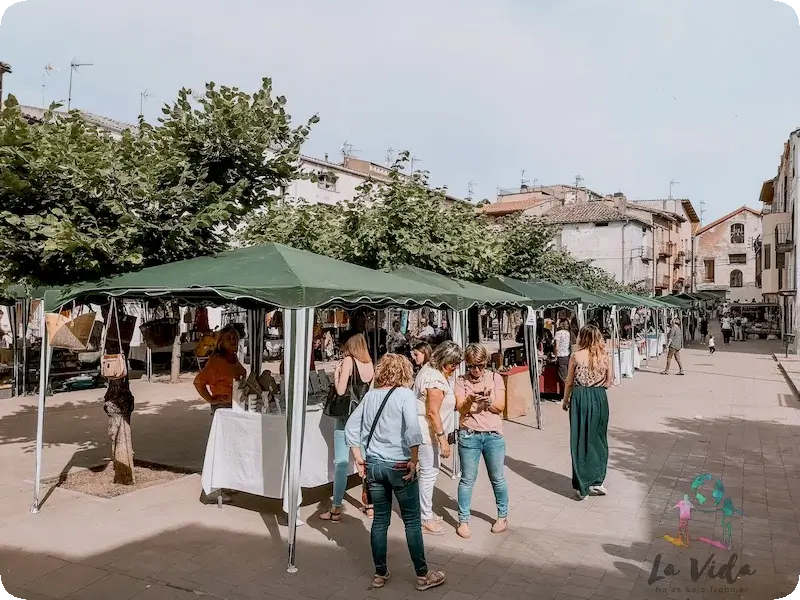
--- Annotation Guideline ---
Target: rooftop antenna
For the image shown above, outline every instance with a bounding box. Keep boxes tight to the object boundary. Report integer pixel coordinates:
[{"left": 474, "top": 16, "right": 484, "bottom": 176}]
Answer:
[
  {"left": 410, "top": 155, "right": 421, "bottom": 176},
  {"left": 67, "top": 58, "right": 93, "bottom": 111},
  {"left": 699, "top": 201, "right": 706, "bottom": 224},
  {"left": 340, "top": 141, "right": 358, "bottom": 161},
  {"left": 385, "top": 146, "right": 395, "bottom": 166},
  {"left": 139, "top": 89, "right": 150, "bottom": 117},
  {"left": 0, "top": 61, "right": 11, "bottom": 111},
  {"left": 574, "top": 174, "right": 584, "bottom": 189},
  {"left": 41, "top": 63, "right": 61, "bottom": 107},
  {"left": 668, "top": 179, "right": 680, "bottom": 211},
  {"left": 520, "top": 169, "right": 530, "bottom": 190},
  {"left": 468, "top": 181, "right": 477, "bottom": 200}
]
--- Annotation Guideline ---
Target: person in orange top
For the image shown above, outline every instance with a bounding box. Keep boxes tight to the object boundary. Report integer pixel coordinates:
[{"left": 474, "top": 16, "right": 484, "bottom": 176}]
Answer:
[{"left": 194, "top": 326, "right": 247, "bottom": 415}]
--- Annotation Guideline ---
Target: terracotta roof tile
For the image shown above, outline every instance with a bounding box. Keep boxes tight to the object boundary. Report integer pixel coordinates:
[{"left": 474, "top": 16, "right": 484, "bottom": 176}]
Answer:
[
  {"left": 542, "top": 203, "right": 649, "bottom": 226},
  {"left": 477, "top": 199, "right": 543, "bottom": 215}
]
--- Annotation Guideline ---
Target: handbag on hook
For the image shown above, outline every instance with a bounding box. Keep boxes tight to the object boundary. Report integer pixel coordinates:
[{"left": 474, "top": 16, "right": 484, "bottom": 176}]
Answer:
[{"left": 101, "top": 298, "right": 128, "bottom": 381}]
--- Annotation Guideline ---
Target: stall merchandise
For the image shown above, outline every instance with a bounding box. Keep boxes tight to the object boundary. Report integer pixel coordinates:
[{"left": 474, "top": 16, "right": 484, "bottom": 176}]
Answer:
[{"left": 38, "top": 242, "right": 522, "bottom": 573}]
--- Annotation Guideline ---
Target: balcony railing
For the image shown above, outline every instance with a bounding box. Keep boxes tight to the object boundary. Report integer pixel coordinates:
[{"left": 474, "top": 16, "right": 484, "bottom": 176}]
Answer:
[
  {"left": 658, "top": 242, "right": 675, "bottom": 258},
  {"left": 639, "top": 246, "right": 653, "bottom": 262},
  {"left": 780, "top": 264, "right": 796, "bottom": 295},
  {"left": 776, "top": 222, "right": 793, "bottom": 252},
  {"left": 656, "top": 275, "right": 670, "bottom": 289},
  {"left": 674, "top": 249, "right": 686, "bottom": 265}
]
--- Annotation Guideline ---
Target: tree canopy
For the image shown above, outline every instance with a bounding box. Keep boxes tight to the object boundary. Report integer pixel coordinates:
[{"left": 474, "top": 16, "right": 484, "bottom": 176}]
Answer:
[
  {"left": 239, "top": 153, "right": 628, "bottom": 292},
  {"left": 0, "top": 79, "right": 317, "bottom": 287}
]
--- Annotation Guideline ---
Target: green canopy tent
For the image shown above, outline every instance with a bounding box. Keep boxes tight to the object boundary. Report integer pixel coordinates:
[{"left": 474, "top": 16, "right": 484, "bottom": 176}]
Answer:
[
  {"left": 0, "top": 284, "right": 35, "bottom": 398},
  {"left": 482, "top": 276, "right": 582, "bottom": 310},
  {"left": 34, "top": 243, "right": 473, "bottom": 573}
]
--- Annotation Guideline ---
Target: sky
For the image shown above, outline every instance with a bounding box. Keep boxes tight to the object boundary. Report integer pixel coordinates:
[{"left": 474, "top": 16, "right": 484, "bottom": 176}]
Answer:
[{"left": 1, "top": 0, "right": 799, "bottom": 222}]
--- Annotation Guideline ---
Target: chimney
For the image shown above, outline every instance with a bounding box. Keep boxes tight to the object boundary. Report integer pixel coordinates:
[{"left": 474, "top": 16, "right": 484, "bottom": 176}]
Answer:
[{"left": 614, "top": 193, "right": 628, "bottom": 214}]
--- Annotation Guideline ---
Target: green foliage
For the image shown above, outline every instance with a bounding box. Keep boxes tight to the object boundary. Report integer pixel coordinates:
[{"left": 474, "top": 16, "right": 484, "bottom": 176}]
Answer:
[
  {"left": 0, "top": 79, "right": 316, "bottom": 287},
  {"left": 239, "top": 153, "right": 626, "bottom": 292}
]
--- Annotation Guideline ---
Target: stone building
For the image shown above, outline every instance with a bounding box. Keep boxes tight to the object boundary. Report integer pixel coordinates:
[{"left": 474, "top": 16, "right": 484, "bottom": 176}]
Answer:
[{"left": 693, "top": 206, "right": 762, "bottom": 302}]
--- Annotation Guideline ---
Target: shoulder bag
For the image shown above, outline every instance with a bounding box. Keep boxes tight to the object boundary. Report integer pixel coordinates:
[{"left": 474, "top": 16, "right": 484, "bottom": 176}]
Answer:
[
  {"left": 101, "top": 298, "right": 128, "bottom": 381},
  {"left": 361, "top": 386, "right": 398, "bottom": 506},
  {"left": 324, "top": 357, "right": 364, "bottom": 418}
]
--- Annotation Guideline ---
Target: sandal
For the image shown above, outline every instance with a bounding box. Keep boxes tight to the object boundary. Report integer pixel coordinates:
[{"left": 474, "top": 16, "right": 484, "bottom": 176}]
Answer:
[
  {"left": 491, "top": 518, "right": 508, "bottom": 534},
  {"left": 319, "top": 508, "right": 342, "bottom": 523},
  {"left": 416, "top": 570, "right": 446, "bottom": 591},
  {"left": 372, "top": 573, "right": 390, "bottom": 588},
  {"left": 456, "top": 523, "right": 471, "bottom": 539},
  {"left": 422, "top": 520, "right": 446, "bottom": 536},
  {"left": 361, "top": 506, "right": 374, "bottom": 519}
]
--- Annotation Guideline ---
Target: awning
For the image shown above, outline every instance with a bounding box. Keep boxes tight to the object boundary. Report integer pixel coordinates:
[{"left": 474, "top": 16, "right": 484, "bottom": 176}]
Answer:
[{"left": 482, "top": 277, "right": 582, "bottom": 310}]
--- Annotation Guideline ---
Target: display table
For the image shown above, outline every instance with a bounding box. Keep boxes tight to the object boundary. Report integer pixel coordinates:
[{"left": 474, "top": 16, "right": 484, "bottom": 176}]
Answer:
[
  {"left": 500, "top": 365, "right": 533, "bottom": 419},
  {"left": 633, "top": 343, "right": 642, "bottom": 370},
  {"left": 201, "top": 408, "right": 354, "bottom": 509},
  {"left": 539, "top": 363, "right": 561, "bottom": 398},
  {"left": 619, "top": 347, "right": 634, "bottom": 378}
]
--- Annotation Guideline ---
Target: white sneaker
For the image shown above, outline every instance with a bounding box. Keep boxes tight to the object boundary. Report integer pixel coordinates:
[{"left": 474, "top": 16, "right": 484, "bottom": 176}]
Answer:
[
  {"left": 209, "top": 490, "right": 232, "bottom": 504},
  {"left": 589, "top": 485, "right": 608, "bottom": 496},
  {"left": 575, "top": 490, "right": 586, "bottom": 500}
]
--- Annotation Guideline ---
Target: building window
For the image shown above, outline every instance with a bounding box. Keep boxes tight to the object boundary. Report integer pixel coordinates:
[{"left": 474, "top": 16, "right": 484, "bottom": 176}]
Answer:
[
  {"left": 730, "top": 270, "right": 743, "bottom": 288},
  {"left": 777, "top": 251, "right": 786, "bottom": 269},
  {"left": 728, "top": 253, "right": 746, "bottom": 264},
  {"left": 730, "top": 223, "right": 745, "bottom": 244},
  {"left": 595, "top": 222, "right": 609, "bottom": 227},
  {"left": 704, "top": 259, "right": 715, "bottom": 282},
  {"left": 317, "top": 171, "right": 338, "bottom": 192},
  {"left": 764, "top": 244, "right": 771, "bottom": 269}
]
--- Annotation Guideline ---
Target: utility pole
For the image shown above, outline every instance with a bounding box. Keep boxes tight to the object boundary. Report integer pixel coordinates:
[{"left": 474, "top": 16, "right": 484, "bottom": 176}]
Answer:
[
  {"left": 0, "top": 62, "right": 11, "bottom": 110},
  {"left": 67, "top": 59, "right": 93, "bottom": 111},
  {"left": 468, "top": 181, "right": 477, "bottom": 201},
  {"left": 139, "top": 89, "right": 150, "bottom": 117},
  {"left": 699, "top": 201, "right": 706, "bottom": 225},
  {"left": 410, "top": 156, "right": 421, "bottom": 176}
]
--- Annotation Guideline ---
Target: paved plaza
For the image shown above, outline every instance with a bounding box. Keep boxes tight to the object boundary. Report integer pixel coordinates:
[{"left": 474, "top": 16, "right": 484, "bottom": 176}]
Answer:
[{"left": 1, "top": 328, "right": 799, "bottom": 600}]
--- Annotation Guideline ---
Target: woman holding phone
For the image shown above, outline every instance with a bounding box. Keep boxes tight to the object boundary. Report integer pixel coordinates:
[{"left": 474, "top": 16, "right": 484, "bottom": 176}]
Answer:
[{"left": 453, "top": 344, "right": 508, "bottom": 539}]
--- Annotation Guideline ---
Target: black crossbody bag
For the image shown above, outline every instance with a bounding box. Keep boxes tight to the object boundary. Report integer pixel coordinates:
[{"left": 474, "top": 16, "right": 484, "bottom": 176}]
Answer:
[{"left": 361, "top": 386, "right": 397, "bottom": 505}]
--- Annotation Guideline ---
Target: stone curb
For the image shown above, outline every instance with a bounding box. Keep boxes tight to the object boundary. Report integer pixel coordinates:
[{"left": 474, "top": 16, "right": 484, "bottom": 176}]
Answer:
[{"left": 773, "top": 353, "right": 800, "bottom": 400}]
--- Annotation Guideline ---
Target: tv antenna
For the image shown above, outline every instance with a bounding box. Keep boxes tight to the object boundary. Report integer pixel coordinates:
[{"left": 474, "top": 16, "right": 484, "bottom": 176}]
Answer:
[
  {"left": 41, "top": 63, "right": 62, "bottom": 107},
  {"left": 520, "top": 169, "right": 529, "bottom": 190},
  {"left": 669, "top": 179, "right": 680, "bottom": 200},
  {"left": 699, "top": 201, "right": 706, "bottom": 224},
  {"left": 574, "top": 174, "right": 584, "bottom": 189},
  {"left": 468, "top": 181, "right": 477, "bottom": 200},
  {"left": 385, "top": 147, "right": 395, "bottom": 166},
  {"left": 410, "top": 155, "right": 422, "bottom": 176},
  {"left": 139, "top": 89, "right": 151, "bottom": 117},
  {"left": 340, "top": 141, "right": 358, "bottom": 160},
  {"left": 67, "top": 58, "right": 93, "bottom": 111}
]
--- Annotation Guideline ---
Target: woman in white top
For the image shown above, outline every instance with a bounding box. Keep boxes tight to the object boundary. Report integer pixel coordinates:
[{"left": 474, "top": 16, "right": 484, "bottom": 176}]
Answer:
[
  {"left": 554, "top": 319, "right": 572, "bottom": 387},
  {"left": 413, "top": 340, "right": 462, "bottom": 535}
]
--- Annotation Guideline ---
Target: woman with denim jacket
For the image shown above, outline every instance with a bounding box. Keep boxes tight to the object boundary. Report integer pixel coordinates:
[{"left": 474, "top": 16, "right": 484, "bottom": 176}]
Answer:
[{"left": 453, "top": 343, "right": 508, "bottom": 539}]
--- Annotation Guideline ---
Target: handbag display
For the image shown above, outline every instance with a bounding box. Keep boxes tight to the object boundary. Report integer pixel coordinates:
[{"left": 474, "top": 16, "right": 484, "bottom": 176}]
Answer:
[
  {"left": 100, "top": 298, "right": 128, "bottom": 380},
  {"left": 45, "top": 310, "right": 96, "bottom": 351},
  {"left": 323, "top": 358, "right": 363, "bottom": 419}
]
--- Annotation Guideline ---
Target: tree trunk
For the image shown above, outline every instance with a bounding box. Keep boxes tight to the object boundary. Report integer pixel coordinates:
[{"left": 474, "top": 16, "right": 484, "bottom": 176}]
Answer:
[
  {"left": 170, "top": 332, "right": 181, "bottom": 383},
  {"left": 104, "top": 378, "right": 135, "bottom": 485}
]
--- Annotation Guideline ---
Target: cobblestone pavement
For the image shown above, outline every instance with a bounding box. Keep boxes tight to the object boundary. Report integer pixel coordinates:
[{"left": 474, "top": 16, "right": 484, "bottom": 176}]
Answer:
[{"left": 1, "top": 326, "right": 799, "bottom": 600}]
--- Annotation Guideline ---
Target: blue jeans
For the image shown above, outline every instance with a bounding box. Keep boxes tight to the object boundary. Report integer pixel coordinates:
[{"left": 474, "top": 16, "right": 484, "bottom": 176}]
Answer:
[
  {"left": 457, "top": 430, "right": 508, "bottom": 523},
  {"left": 368, "top": 459, "right": 428, "bottom": 577},
  {"left": 332, "top": 419, "right": 349, "bottom": 507}
]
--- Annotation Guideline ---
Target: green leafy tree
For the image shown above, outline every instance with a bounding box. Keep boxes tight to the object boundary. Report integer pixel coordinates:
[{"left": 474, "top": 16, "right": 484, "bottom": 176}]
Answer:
[{"left": 0, "top": 80, "right": 316, "bottom": 483}]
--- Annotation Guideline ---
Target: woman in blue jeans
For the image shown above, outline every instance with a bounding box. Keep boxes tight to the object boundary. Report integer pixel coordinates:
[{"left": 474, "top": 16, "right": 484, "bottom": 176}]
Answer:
[
  {"left": 453, "top": 344, "right": 508, "bottom": 539},
  {"left": 320, "top": 333, "right": 373, "bottom": 522},
  {"left": 346, "top": 353, "right": 446, "bottom": 592}
]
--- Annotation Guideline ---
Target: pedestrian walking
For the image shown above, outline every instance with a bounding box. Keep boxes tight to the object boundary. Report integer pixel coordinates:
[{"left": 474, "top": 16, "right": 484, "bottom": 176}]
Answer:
[
  {"left": 708, "top": 335, "right": 716, "bottom": 355},
  {"left": 345, "top": 353, "right": 446, "bottom": 592},
  {"left": 453, "top": 344, "right": 508, "bottom": 539},
  {"left": 661, "top": 319, "right": 685, "bottom": 376},
  {"left": 699, "top": 316, "right": 709, "bottom": 345},
  {"left": 554, "top": 319, "right": 572, "bottom": 394},
  {"left": 562, "top": 325, "right": 613, "bottom": 500},
  {"left": 688, "top": 316, "right": 697, "bottom": 342},
  {"left": 721, "top": 315, "right": 732, "bottom": 344}
]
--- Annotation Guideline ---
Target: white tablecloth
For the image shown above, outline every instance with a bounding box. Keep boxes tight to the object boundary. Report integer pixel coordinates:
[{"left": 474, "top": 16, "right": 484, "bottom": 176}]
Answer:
[
  {"left": 201, "top": 408, "right": 354, "bottom": 509},
  {"left": 620, "top": 347, "right": 634, "bottom": 378},
  {"left": 647, "top": 336, "right": 659, "bottom": 359},
  {"left": 633, "top": 344, "right": 642, "bottom": 370},
  {"left": 658, "top": 333, "right": 667, "bottom": 354}
]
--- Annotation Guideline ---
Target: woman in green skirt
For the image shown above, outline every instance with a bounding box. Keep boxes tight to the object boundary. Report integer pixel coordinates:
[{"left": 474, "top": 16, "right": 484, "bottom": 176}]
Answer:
[{"left": 562, "top": 325, "right": 613, "bottom": 500}]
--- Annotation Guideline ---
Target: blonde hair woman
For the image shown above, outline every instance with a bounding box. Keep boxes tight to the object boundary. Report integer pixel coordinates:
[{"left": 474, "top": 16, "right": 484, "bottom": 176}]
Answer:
[
  {"left": 345, "top": 354, "right": 446, "bottom": 592},
  {"left": 562, "top": 325, "right": 613, "bottom": 500},
  {"left": 453, "top": 344, "right": 508, "bottom": 538},
  {"left": 413, "top": 340, "right": 462, "bottom": 535},
  {"left": 320, "top": 333, "right": 374, "bottom": 522}
]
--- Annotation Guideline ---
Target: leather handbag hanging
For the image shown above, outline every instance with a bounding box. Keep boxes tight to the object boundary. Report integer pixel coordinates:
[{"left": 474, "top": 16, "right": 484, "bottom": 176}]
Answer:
[
  {"left": 101, "top": 298, "right": 128, "bottom": 381},
  {"left": 323, "top": 358, "right": 360, "bottom": 419}
]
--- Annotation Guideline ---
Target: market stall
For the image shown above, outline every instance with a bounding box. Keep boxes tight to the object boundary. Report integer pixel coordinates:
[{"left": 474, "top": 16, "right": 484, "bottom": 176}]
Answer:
[{"left": 40, "top": 242, "right": 470, "bottom": 573}]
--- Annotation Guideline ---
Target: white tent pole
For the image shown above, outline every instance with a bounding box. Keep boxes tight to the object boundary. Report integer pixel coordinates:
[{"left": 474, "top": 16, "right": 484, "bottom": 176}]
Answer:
[
  {"left": 285, "top": 307, "right": 313, "bottom": 573},
  {"left": 30, "top": 308, "right": 51, "bottom": 514}
]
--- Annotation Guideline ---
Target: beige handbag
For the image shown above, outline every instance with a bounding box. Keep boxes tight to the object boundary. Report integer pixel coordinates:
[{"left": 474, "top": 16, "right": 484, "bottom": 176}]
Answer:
[{"left": 100, "top": 298, "right": 128, "bottom": 380}]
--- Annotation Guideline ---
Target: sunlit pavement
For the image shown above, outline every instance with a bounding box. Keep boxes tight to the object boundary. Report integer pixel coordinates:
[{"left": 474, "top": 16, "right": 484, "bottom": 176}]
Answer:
[{"left": 1, "top": 325, "right": 799, "bottom": 600}]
